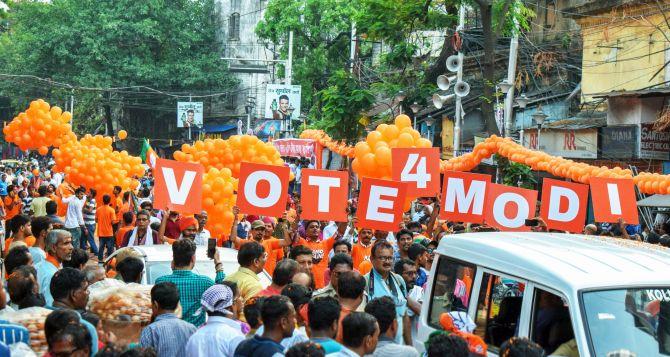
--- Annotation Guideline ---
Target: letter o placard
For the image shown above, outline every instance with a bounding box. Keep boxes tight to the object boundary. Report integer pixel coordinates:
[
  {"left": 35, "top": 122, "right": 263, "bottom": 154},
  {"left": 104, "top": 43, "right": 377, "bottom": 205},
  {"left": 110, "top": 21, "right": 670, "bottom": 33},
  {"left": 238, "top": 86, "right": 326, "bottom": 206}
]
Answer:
[{"left": 237, "top": 162, "right": 290, "bottom": 217}]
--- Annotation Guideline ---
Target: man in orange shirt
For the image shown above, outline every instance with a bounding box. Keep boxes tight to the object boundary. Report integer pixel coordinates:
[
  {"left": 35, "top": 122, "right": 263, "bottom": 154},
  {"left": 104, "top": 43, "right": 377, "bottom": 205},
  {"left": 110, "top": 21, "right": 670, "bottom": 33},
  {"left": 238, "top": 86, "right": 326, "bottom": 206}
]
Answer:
[
  {"left": 111, "top": 186, "right": 122, "bottom": 234},
  {"left": 115, "top": 211, "right": 135, "bottom": 248},
  {"left": 294, "top": 220, "right": 345, "bottom": 289},
  {"left": 4, "top": 185, "right": 22, "bottom": 238},
  {"left": 96, "top": 194, "right": 117, "bottom": 262},
  {"left": 228, "top": 208, "right": 293, "bottom": 276},
  {"left": 351, "top": 228, "right": 374, "bottom": 270},
  {"left": 4, "top": 214, "right": 35, "bottom": 253}
]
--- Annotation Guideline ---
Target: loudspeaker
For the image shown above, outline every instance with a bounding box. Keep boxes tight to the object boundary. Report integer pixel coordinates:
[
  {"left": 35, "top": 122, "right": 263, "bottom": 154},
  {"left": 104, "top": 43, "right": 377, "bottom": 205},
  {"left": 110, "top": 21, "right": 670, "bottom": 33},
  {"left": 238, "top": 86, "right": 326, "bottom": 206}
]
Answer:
[
  {"left": 454, "top": 81, "right": 470, "bottom": 97},
  {"left": 436, "top": 75, "right": 457, "bottom": 91},
  {"left": 446, "top": 55, "right": 461, "bottom": 72},
  {"left": 432, "top": 93, "right": 454, "bottom": 109}
]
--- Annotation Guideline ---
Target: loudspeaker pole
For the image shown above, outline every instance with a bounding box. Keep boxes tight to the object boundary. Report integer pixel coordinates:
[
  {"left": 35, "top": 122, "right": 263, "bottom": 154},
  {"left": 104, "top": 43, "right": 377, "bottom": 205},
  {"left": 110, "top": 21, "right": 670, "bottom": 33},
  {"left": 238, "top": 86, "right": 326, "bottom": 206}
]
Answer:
[{"left": 453, "top": 5, "right": 465, "bottom": 157}]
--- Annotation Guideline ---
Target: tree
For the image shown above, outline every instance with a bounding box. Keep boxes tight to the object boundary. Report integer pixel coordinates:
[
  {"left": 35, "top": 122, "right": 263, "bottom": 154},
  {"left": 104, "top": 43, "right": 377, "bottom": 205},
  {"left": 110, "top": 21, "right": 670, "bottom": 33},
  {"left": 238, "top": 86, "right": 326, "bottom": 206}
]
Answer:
[
  {"left": 311, "top": 70, "right": 374, "bottom": 142},
  {"left": 0, "top": 0, "right": 237, "bottom": 134},
  {"left": 470, "top": 0, "right": 534, "bottom": 134}
]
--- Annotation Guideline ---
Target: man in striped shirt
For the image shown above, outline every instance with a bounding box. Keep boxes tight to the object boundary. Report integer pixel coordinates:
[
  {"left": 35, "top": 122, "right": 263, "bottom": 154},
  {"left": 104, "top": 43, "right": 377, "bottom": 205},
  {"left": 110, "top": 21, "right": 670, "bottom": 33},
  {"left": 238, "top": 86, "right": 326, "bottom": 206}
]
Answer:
[{"left": 81, "top": 189, "right": 98, "bottom": 256}]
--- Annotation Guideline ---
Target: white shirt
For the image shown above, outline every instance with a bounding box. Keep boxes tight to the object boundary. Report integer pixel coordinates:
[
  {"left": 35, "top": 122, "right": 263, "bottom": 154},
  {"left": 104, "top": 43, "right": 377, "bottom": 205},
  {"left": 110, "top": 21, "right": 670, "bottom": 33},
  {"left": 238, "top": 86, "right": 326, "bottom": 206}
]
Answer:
[
  {"left": 50, "top": 172, "right": 63, "bottom": 187},
  {"left": 194, "top": 228, "right": 211, "bottom": 245},
  {"left": 63, "top": 195, "right": 86, "bottom": 228},
  {"left": 185, "top": 316, "right": 245, "bottom": 357}
]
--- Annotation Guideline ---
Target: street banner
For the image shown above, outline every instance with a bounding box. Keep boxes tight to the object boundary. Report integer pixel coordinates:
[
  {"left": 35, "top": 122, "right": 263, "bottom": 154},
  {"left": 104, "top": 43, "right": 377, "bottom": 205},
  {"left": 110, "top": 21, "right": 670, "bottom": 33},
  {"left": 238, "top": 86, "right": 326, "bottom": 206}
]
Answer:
[
  {"left": 590, "top": 177, "right": 639, "bottom": 224},
  {"left": 237, "top": 162, "right": 290, "bottom": 217},
  {"left": 356, "top": 178, "right": 408, "bottom": 232},
  {"left": 540, "top": 179, "right": 589, "bottom": 233},
  {"left": 154, "top": 159, "right": 203, "bottom": 214},
  {"left": 264, "top": 84, "right": 301, "bottom": 120},
  {"left": 392, "top": 148, "right": 441, "bottom": 197},
  {"left": 439, "top": 171, "right": 491, "bottom": 223},
  {"left": 640, "top": 123, "right": 670, "bottom": 160},
  {"left": 484, "top": 183, "right": 538, "bottom": 231},
  {"left": 300, "top": 169, "right": 349, "bottom": 222},
  {"left": 177, "top": 102, "right": 203, "bottom": 128}
]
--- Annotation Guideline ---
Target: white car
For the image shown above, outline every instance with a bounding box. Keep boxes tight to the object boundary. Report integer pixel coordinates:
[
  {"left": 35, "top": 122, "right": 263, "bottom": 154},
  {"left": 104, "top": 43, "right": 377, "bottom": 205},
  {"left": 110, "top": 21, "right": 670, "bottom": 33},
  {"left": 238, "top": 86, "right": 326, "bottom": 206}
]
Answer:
[
  {"left": 105, "top": 245, "right": 272, "bottom": 287},
  {"left": 418, "top": 232, "right": 670, "bottom": 356}
]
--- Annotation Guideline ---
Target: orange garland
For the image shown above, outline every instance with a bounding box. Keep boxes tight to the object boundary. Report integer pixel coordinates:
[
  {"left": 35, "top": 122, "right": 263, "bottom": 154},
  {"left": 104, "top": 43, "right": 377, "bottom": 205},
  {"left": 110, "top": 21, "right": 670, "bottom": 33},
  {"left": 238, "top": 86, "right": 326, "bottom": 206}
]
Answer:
[
  {"left": 300, "top": 129, "right": 356, "bottom": 158},
  {"left": 301, "top": 116, "right": 670, "bottom": 195}
]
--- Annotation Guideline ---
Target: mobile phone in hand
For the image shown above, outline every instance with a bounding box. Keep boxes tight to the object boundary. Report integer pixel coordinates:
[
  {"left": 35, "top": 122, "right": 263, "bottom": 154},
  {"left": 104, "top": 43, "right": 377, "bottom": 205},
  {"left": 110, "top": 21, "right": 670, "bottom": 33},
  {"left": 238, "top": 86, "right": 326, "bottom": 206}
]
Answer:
[
  {"left": 207, "top": 238, "right": 217, "bottom": 259},
  {"left": 525, "top": 219, "right": 539, "bottom": 227}
]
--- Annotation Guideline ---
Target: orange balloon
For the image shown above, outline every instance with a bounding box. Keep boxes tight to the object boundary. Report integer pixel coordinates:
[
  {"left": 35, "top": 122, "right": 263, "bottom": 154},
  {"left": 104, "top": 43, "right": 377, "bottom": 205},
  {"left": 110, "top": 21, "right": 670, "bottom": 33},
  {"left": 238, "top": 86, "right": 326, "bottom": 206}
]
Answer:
[
  {"left": 416, "top": 138, "right": 432, "bottom": 148},
  {"left": 367, "top": 131, "right": 383, "bottom": 148},
  {"left": 383, "top": 125, "right": 400, "bottom": 141},
  {"left": 394, "top": 114, "right": 412, "bottom": 129},
  {"left": 38, "top": 146, "right": 49, "bottom": 156},
  {"left": 118, "top": 130, "right": 128, "bottom": 140}
]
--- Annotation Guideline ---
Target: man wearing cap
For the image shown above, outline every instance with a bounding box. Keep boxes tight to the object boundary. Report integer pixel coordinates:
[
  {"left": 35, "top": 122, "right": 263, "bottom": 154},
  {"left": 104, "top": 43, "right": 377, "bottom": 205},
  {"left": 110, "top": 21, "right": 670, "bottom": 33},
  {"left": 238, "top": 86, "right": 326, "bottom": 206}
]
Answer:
[
  {"left": 228, "top": 206, "right": 293, "bottom": 276},
  {"left": 185, "top": 283, "right": 246, "bottom": 357},
  {"left": 158, "top": 210, "right": 199, "bottom": 244}
]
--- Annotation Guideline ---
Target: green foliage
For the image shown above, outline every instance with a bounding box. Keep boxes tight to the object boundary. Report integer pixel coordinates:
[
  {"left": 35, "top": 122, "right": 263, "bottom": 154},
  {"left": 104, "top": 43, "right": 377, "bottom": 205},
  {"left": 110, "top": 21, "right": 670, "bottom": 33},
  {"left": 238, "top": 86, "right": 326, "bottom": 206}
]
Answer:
[
  {"left": 495, "top": 155, "right": 536, "bottom": 189},
  {"left": 493, "top": 0, "right": 535, "bottom": 35},
  {"left": 311, "top": 70, "right": 374, "bottom": 142},
  {"left": 0, "top": 0, "right": 237, "bottom": 133}
]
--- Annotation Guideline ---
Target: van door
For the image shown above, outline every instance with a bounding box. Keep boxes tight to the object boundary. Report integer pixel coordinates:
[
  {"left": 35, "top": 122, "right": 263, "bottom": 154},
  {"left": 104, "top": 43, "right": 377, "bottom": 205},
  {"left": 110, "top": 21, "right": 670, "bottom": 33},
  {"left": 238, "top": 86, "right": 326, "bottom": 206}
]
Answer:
[{"left": 473, "top": 270, "right": 529, "bottom": 355}]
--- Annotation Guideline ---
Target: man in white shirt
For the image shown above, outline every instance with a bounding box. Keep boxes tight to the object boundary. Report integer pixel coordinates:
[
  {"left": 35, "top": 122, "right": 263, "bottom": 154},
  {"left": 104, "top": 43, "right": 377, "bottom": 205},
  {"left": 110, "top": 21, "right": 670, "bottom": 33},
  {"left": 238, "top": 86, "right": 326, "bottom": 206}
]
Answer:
[
  {"left": 63, "top": 187, "right": 86, "bottom": 250},
  {"left": 193, "top": 211, "right": 211, "bottom": 245},
  {"left": 185, "top": 284, "right": 245, "bottom": 357},
  {"left": 50, "top": 172, "right": 63, "bottom": 187}
]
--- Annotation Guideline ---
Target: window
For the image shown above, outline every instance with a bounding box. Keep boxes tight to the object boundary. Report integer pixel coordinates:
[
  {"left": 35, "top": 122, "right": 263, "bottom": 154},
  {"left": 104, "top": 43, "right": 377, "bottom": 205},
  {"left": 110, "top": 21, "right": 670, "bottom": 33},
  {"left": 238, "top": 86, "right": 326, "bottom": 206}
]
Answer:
[
  {"left": 229, "top": 12, "right": 240, "bottom": 41},
  {"left": 530, "top": 289, "right": 574, "bottom": 356},
  {"left": 474, "top": 272, "right": 525, "bottom": 352},
  {"left": 427, "top": 257, "right": 476, "bottom": 329}
]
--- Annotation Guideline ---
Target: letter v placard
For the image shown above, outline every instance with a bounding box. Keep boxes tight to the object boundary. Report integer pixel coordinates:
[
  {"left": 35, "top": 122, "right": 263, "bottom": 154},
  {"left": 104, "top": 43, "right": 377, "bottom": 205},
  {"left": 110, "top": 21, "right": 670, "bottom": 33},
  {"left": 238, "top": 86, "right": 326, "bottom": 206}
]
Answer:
[{"left": 154, "top": 159, "right": 204, "bottom": 214}]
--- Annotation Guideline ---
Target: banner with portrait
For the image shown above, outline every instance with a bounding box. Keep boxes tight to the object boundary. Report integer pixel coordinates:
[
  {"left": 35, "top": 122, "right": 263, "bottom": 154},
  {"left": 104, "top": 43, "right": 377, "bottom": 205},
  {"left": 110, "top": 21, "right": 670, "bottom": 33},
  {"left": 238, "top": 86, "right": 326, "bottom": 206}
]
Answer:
[
  {"left": 264, "top": 84, "right": 301, "bottom": 121},
  {"left": 177, "top": 102, "right": 204, "bottom": 128}
]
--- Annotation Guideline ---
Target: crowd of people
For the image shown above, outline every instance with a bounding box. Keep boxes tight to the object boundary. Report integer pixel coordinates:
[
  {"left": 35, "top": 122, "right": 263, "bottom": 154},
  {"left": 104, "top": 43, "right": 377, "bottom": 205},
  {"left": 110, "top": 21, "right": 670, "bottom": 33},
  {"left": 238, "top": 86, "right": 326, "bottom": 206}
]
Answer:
[{"left": 0, "top": 159, "right": 649, "bottom": 357}]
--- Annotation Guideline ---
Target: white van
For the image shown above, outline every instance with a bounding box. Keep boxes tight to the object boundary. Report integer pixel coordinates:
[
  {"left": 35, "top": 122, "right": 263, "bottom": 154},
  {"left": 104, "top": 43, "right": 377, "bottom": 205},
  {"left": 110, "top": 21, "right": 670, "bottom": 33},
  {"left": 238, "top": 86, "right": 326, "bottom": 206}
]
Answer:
[{"left": 416, "top": 232, "right": 670, "bottom": 356}]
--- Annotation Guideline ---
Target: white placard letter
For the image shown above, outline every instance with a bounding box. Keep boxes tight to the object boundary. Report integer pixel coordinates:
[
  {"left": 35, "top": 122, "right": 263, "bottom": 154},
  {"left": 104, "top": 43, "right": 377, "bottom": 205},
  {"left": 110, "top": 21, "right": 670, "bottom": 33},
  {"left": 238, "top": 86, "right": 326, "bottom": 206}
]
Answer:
[
  {"left": 492, "top": 192, "right": 529, "bottom": 228},
  {"left": 366, "top": 185, "right": 398, "bottom": 222},
  {"left": 548, "top": 186, "right": 579, "bottom": 222},
  {"left": 606, "top": 183, "right": 622, "bottom": 215},
  {"left": 444, "top": 178, "right": 486, "bottom": 214},
  {"left": 400, "top": 153, "right": 431, "bottom": 188},
  {"left": 244, "top": 171, "right": 282, "bottom": 208},
  {"left": 162, "top": 167, "right": 197, "bottom": 205},
  {"left": 308, "top": 176, "right": 341, "bottom": 212}
]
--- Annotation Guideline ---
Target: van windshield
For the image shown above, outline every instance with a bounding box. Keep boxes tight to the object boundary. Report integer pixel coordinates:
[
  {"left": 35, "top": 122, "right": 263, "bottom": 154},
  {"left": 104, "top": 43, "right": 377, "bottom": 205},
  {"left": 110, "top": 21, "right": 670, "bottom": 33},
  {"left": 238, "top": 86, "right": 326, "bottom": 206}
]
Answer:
[{"left": 582, "top": 288, "right": 670, "bottom": 356}]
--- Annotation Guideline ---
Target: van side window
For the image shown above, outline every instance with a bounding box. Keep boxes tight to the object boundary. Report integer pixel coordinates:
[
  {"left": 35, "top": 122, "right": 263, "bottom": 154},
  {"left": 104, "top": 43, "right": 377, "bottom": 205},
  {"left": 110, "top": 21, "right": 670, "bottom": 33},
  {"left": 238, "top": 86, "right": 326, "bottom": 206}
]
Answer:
[
  {"left": 475, "top": 272, "right": 525, "bottom": 351},
  {"left": 427, "top": 256, "right": 476, "bottom": 329},
  {"left": 531, "top": 289, "right": 576, "bottom": 356}
]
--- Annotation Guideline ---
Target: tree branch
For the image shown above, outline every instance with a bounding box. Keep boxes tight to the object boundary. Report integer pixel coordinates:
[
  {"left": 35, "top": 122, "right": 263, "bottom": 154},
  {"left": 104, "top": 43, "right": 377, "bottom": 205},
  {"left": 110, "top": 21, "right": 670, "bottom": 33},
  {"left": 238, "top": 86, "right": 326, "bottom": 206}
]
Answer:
[{"left": 495, "top": 0, "right": 514, "bottom": 35}]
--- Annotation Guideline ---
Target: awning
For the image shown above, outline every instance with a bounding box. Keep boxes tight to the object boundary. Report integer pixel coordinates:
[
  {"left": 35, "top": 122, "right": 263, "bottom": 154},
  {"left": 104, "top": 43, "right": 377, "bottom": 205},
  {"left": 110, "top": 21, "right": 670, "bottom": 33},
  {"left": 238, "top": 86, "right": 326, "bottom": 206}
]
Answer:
[
  {"left": 637, "top": 194, "right": 670, "bottom": 207},
  {"left": 590, "top": 87, "right": 670, "bottom": 99}
]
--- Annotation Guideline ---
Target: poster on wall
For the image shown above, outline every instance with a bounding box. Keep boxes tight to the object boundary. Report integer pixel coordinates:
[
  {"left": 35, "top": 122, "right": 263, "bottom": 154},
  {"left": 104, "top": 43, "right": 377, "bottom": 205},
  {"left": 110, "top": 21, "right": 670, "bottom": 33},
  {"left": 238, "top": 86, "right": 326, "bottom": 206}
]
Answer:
[
  {"left": 177, "top": 102, "right": 204, "bottom": 128},
  {"left": 523, "top": 129, "right": 597, "bottom": 159},
  {"left": 264, "top": 84, "right": 302, "bottom": 121},
  {"left": 255, "top": 120, "right": 282, "bottom": 140}
]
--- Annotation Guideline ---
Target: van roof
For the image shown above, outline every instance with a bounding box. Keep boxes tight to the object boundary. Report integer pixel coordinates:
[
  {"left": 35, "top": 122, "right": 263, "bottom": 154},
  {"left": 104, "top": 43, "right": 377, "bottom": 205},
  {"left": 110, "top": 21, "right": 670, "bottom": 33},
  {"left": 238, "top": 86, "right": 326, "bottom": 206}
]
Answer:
[{"left": 437, "top": 232, "right": 670, "bottom": 292}]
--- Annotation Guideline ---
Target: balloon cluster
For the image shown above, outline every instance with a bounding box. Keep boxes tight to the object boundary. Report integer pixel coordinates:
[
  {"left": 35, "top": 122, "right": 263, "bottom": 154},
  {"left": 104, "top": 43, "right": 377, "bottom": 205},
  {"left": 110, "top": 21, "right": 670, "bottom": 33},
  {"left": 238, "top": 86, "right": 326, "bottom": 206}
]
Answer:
[
  {"left": 173, "top": 135, "right": 284, "bottom": 178},
  {"left": 3, "top": 99, "right": 76, "bottom": 152},
  {"left": 350, "top": 114, "right": 431, "bottom": 180},
  {"left": 202, "top": 167, "right": 238, "bottom": 237},
  {"left": 52, "top": 138, "right": 144, "bottom": 195},
  {"left": 299, "top": 130, "right": 355, "bottom": 158}
]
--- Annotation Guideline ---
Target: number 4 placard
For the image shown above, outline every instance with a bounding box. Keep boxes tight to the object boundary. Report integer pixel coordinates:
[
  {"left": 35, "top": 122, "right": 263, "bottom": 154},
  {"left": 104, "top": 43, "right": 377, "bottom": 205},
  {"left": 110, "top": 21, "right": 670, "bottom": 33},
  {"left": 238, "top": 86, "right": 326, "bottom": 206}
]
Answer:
[{"left": 392, "top": 148, "right": 441, "bottom": 197}]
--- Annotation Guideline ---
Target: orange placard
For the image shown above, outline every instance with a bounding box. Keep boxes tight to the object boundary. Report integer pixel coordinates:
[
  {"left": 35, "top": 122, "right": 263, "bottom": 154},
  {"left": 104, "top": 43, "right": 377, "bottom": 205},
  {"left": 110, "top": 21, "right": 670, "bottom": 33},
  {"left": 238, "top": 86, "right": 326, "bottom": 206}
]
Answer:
[
  {"left": 484, "top": 183, "right": 538, "bottom": 231},
  {"left": 590, "top": 177, "right": 639, "bottom": 224},
  {"left": 154, "top": 158, "right": 204, "bottom": 214},
  {"left": 356, "top": 177, "right": 408, "bottom": 232},
  {"left": 540, "top": 178, "right": 589, "bottom": 233},
  {"left": 301, "top": 169, "right": 349, "bottom": 222},
  {"left": 392, "top": 148, "right": 441, "bottom": 197},
  {"left": 237, "top": 162, "right": 290, "bottom": 218},
  {"left": 439, "top": 171, "right": 491, "bottom": 223}
]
